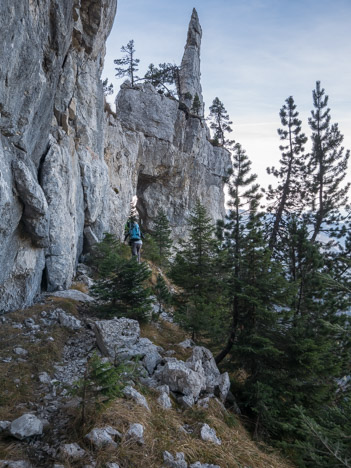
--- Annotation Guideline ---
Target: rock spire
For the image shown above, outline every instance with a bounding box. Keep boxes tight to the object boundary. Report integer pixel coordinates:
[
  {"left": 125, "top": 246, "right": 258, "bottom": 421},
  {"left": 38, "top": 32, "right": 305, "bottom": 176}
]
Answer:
[{"left": 179, "top": 8, "right": 204, "bottom": 115}]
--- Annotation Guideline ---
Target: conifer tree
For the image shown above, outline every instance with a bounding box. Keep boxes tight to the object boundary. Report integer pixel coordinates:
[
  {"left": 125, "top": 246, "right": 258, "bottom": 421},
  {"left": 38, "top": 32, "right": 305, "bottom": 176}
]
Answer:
[
  {"left": 151, "top": 208, "right": 172, "bottom": 266},
  {"left": 191, "top": 93, "right": 201, "bottom": 115},
  {"left": 170, "top": 201, "right": 223, "bottom": 339},
  {"left": 208, "top": 97, "right": 234, "bottom": 146},
  {"left": 154, "top": 273, "right": 171, "bottom": 315},
  {"left": 144, "top": 62, "right": 179, "bottom": 97},
  {"left": 307, "top": 81, "right": 350, "bottom": 242},
  {"left": 215, "top": 143, "right": 263, "bottom": 363},
  {"left": 91, "top": 235, "right": 152, "bottom": 321},
  {"left": 265, "top": 96, "right": 308, "bottom": 251},
  {"left": 114, "top": 39, "right": 140, "bottom": 87}
]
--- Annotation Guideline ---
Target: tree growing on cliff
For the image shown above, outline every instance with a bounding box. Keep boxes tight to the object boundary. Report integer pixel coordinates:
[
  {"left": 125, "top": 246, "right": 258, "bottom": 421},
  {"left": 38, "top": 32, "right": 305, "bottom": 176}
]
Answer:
[
  {"left": 144, "top": 62, "right": 180, "bottom": 97},
  {"left": 114, "top": 39, "right": 140, "bottom": 87},
  {"left": 208, "top": 97, "right": 234, "bottom": 147},
  {"left": 102, "top": 78, "right": 114, "bottom": 96}
]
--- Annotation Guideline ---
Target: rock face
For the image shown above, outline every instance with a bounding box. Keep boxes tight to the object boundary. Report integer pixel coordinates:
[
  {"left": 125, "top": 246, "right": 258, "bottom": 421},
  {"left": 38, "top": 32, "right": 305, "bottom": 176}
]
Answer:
[
  {"left": 0, "top": 0, "right": 117, "bottom": 310},
  {"left": 0, "top": 4, "right": 230, "bottom": 311}
]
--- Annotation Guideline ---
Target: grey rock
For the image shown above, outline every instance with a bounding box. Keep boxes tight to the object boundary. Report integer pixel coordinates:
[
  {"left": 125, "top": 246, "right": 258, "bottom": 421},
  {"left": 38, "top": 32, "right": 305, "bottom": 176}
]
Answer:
[
  {"left": 199, "top": 424, "right": 221, "bottom": 445},
  {"left": 85, "top": 426, "right": 121, "bottom": 449},
  {"left": 187, "top": 347, "right": 230, "bottom": 402},
  {"left": 105, "top": 464, "right": 120, "bottom": 468},
  {"left": 142, "top": 348, "right": 162, "bottom": 375},
  {"left": 60, "top": 443, "right": 86, "bottom": 461},
  {"left": 0, "top": 421, "right": 10, "bottom": 432},
  {"left": 57, "top": 309, "right": 82, "bottom": 330},
  {"left": 162, "top": 451, "right": 188, "bottom": 468},
  {"left": 13, "top": 348, "right": 28, "bottom": 356},
  {"left": 125, "top": 423, "right": 144, "bottom": 445},
  {"left": 179, "top": 8, "right": 204, "bottom": 114},
  {"left": 197, "top": 397, "right": 210, "bottom": 409},
  {"left": 10, "top": 414, "right": 43, "bottom": 440},
  {"left": 155, "top": 359, "right": 206, "bottom": 400},
  {"left": 177, "top": 394, "right": 195, "bottom": 408},
  {"left": 156, "top": 384, "right": 170, "bottom": 395},
  {"left": 178, "top": 339, "right": 195, "bottom": 349},
  {"left": 38, "top": 372, "right": 51, "bottom": 384},
  {"left": 1, "top": 462, "right": 33, "bottom": 468},
  {"left": 157, "top": 392, "right": 172, "bottom": 409},
  {"left": 12, "top": 159, "right": 50, "bottom": 248},
  {"left": 123, "top": 386, "right": 150, "bottom": 411},
  {"left": 53, "top": 465, "right": 65, "bottom": 468},
  {"left": 48, "top": 290, "right": 95, "bottom": 303},
  {"left": 94, "top": 317, "right": 160, "bottom": 363}
]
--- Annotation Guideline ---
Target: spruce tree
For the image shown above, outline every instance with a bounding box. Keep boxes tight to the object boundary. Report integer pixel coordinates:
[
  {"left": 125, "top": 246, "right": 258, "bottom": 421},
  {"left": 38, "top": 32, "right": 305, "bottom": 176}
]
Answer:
[
  {"left": 208, "top": 97, "right": 234, "bottom": 146},
  {"left": 170, "top": 201, "right": 223, "bottom": 339},
  {"left": 114, "top": 40, "right": 140, "bottom": 87},
  {"left": 265, "top": 96, "right": 308, "bottom": 251},
  {"left": 91, "top": 235, "right": 152, "bottom": 322},
  {"left": 307, "top": 81, "right": 350, "bottom": 243},
  {"left": 191, "top": 93, "right": 201, "bottom": 115},
  {"left": 151, "top": 208, "right": 172, "bottom": 266},
  {"left": 154, "top": 273, "right": 171, "bottom": 315}
]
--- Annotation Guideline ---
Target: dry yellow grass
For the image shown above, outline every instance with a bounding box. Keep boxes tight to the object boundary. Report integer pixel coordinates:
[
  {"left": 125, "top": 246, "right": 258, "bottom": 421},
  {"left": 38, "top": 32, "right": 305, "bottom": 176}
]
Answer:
[{"left": 87, "top": 391, "right": 294, "bottom": 468}]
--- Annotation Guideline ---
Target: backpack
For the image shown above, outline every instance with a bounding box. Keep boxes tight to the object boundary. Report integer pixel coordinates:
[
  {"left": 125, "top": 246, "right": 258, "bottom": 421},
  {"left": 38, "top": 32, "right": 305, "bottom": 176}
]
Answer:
[{"left": 129, "top": 222, "right": 141, "bottom": 240}]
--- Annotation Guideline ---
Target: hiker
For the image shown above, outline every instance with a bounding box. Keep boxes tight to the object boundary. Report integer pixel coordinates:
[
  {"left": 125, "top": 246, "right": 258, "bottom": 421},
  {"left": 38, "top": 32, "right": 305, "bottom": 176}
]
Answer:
[{"left": 124, "top": 218, "right": 143, "bottom": 263}]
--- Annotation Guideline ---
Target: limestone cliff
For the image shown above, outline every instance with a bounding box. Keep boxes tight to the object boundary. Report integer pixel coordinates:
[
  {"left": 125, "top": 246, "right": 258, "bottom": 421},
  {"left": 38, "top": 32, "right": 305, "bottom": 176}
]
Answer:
[{"left": 0, "top": 3, "right": 230, "bottom": 312}]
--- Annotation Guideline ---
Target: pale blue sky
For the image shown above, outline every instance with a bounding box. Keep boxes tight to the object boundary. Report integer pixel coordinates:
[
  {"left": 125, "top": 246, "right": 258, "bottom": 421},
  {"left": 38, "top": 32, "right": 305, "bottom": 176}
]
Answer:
[{"left": 103, "top": 0, "right": 351, "bottom": 187}]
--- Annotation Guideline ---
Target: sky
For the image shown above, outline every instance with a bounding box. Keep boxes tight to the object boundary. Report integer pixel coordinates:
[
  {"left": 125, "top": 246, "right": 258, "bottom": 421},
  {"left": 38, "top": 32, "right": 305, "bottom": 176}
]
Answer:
[{"left": 103, "top": 0, "right": 351, "bottom": 188}]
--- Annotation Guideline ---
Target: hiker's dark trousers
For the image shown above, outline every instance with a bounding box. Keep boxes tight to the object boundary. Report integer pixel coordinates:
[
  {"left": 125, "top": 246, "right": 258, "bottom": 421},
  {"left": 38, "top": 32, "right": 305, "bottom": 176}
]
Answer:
[{"left": 131, "top": 241, "right": 142, "bottom": 263}]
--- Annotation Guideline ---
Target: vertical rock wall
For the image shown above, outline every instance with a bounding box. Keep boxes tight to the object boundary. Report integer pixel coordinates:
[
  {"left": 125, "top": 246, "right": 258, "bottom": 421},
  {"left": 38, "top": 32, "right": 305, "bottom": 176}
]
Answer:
[
  {"left": 0, "top": 0, "right": 117, "bottom": 311},
  {"left": 0, "top": 5, "right": 230, "bottom": 312}
]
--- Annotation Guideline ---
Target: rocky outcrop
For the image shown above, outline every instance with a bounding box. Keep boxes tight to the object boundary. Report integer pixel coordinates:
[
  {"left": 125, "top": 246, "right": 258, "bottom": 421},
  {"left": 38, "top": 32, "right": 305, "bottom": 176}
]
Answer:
[
  {"left": 0, "top": 4, "right": 230, "bottom": 311},
  {"left": 107, "top": 8, "right": 231, "bottom": 240},
  {"left": 0, "top": 0, "right": 116, "bottom": 310}
]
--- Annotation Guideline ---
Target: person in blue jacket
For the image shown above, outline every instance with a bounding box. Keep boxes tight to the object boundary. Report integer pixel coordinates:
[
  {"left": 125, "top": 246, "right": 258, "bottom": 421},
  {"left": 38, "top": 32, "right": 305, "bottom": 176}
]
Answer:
[{"left": 124, "top": 217, "right": 144, "bottom": 263}]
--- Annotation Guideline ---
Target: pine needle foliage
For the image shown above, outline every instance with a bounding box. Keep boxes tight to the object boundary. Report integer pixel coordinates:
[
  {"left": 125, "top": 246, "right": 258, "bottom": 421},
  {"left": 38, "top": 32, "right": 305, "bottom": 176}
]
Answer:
[
  {"left": 151, "top": 208, "right": 173, "bottom": 266},
  {"left": 91, "top": 234, "right": 152, "bottom": 322}
]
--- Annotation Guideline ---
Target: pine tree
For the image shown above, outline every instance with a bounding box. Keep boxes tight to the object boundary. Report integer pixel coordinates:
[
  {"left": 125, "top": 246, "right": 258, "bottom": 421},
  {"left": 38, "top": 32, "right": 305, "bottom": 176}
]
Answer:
[
  {"left": 215, "top": 143, "right": 264, "bottom": 363},
  {"left": 114, "top": 39, "right": 140, "bottom": 87},
  {"left": 102, "top": 78, "right": 114, "bottom": 96},
  {"left": 154, "top": 273, "right": 171, "bottom": 316},
  {"left": 170, "top": 201, "right": 223, "bottom": 339},
  {"left": 91, "top": 235, "right": 152, "bottom": 322},
  {"left": 144, "top": 62, "right": 179, "bottom": 97},
  {"left": 265, "top": 96, "right": 308, "bottom": 251},
  {"left": 307, "top": 81, "right": 350, "bottom": 243},
  {"left": 191, "top": 93, "right": 201, "bottom": 115},
  {"left": 151, "top": 208, "right": 172, "bottom": 266},
  {"left": 208, "top": 97, "right": 234, "bottom": 146}
]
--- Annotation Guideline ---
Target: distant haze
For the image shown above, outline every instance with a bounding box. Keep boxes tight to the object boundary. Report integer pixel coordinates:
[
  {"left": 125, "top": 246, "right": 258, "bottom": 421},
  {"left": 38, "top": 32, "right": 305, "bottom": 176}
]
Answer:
[{"left": 103, "top": 0, "right": 351, "bottom": 190}]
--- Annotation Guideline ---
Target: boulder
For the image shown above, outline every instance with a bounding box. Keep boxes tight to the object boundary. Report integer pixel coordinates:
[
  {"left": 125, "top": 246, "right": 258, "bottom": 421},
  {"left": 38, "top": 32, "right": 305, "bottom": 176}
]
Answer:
[
  {"left": 85, "top": 426, "right": 121, "bottom": 449},
  {"left": 187, "top": 347, "right": 230, "bottom": 402},
  {"left": 57, "top": 309, "right": 82, "bottom": 330},
  {"left": 0, "top": 462, "right": 33, "bottom": 468},
  {"left": 60, "top": 443, "right": 86, "bottom": 461},
  {"left": 0, "top": 421, "right": 10, "bottom": 433},
  {"left": 94, "top": 317, "right": 160, "bottom": 363},
  {"left": 199, "top": 424, "right": 221, "bottom": 445},
  {"left": 9, "top": 414, "right": 43, "bottom": 440},
  {"left": 123, "top": 386, "right": 150, "bottom": 411},
  {"left": 125, "top": 423, "right": 144, "bottom": 445},
  {"left": 155, "top": 359, "right": 206, "bottom": 400},
  {"left": 157, "top": 392, "right": 172, "bottom": 409},
  {"left": 178, "top": 339, "right": 195, "bottom": 349},
  {"left": 162, "top": 451, "right": 188, "bottom": 468},
  {"left": 49, "top": 290, "right": 95, "bottom": 303}
]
